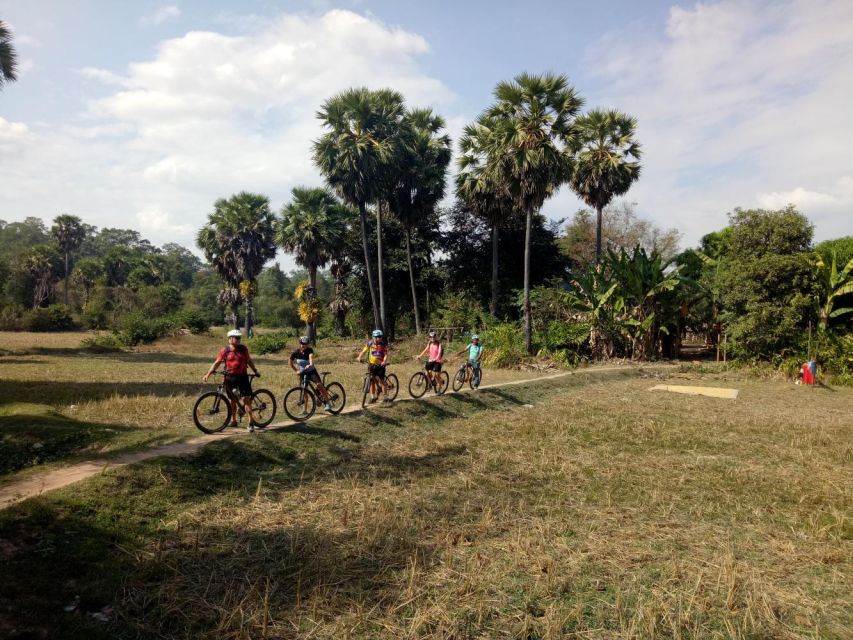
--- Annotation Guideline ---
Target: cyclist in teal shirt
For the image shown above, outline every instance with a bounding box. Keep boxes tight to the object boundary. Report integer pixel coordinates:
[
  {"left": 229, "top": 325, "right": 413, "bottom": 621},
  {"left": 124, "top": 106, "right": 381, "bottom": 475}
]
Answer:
[{"left": 456, "top": 334, "right": 484, "bottom": 389}]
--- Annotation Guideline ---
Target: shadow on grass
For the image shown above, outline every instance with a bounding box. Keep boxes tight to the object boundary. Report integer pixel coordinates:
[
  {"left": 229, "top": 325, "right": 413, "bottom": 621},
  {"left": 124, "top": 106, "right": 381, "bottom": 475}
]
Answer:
[
  {"left": 283, "top": 423, "right": 361, "bottom": 442},
  {"left": 0, "top": 411, "right": 137, "bottom": 476},
  {"left": 0, "top": 379, "right": 208, "bottom": 406},
  {"left": 0, "top": 435, "right": 473, "bottom": 638}
]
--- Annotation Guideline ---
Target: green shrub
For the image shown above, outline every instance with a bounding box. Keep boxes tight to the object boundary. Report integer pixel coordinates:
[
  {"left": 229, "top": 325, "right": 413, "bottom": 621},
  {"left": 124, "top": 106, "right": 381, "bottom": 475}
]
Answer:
[
  {"left": 482, "top": 323, "right": 526, "bottom": 368},
  {"left": 80, "top": 333, "right": 124, "bottom": 353},
  {"left": 0, "top": 305, "right": 25, "bottom": 331},
  {"left": 25, "top": 305, "right": 76, "bottom": 332},
  {"left": 537, "top": 320, "right": 591, "bottom": 365},
  {"left": 170, "top": 309, "right": 209, "bottom": 334},
  {"left": 115, "top": 313, "right": 174, "bottom": 346},
  {"left": 250, "top": 331, "right": 292, "bottom": 355}
]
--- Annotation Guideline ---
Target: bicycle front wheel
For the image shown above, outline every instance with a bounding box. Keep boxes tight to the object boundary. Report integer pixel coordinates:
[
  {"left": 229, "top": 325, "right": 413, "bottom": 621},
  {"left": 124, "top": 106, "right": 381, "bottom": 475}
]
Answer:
[
  {"left": 435, "top": 371, "right": 450, "bottom": 396},
  {"left": 361, "top": 376, "right": 374, "bottom": 409},
  {"left": 385, "top": 373, "right": 399, "bottom": 401},
  {"left": 408, "top": 372, "right": 428, "bottom": 398},
  {"left": 193, "top": 391, "right": 232, "bottom": 434},
  {"left": 325, "top": 382, "right": 346, "bottom": 415},
  {"left": 283, "top": 387, "right": 316, "bottom": 422},
  {"left": 452, "top": 367, "right": 466, "bottom": 392},
  {"left": 250, "top": 389, "right": 277, "bottom": 428}
]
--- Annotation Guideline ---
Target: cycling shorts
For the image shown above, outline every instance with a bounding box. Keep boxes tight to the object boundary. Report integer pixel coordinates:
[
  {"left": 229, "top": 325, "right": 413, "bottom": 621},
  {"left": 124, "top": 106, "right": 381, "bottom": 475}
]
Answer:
[
  {"left": 300, "top": 365, "right": 321, "bottom": 384},
  {"left": 368, "top": 363, "right": 386, "bottom": 379},
  {"left": 425, "top": 361, "right": 442, "bottom": 372},
  {"left": 225, "top": 373, "right": 252, "bottom": 398}
]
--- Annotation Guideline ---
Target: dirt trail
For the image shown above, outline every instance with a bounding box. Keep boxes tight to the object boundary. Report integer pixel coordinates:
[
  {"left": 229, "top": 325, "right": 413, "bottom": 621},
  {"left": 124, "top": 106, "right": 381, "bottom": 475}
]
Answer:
[{"left": 0, "top": 364, "right": 673, "bottom": 510}]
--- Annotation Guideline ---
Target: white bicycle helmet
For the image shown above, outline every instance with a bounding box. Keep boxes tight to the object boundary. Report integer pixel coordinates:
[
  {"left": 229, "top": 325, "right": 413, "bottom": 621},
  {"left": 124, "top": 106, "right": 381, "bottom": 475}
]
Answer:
[
  {"left": 471, "top": 334, "right": 479, "bottom": 341},
  {"left": 298, "top": 335, "right": 309, "bottom": 344},
  {"left": 227, "top": 329, "right": 243, "bottom": 338},
  {"left": 372, "top": 329, "right": 383, "bottom": 337}
]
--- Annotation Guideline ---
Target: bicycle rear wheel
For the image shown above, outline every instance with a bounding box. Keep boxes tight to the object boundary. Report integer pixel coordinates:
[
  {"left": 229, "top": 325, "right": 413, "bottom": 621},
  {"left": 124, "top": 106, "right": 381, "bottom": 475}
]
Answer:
[
  {"left": 408, "top": 372, "right": 428, "bottom": 398},
  {"left": 325, "top": 382, "right": 346, "bottom": 414},
  {"left": 193, "top": 391, "right": 232, "bottom": 434},
  {"left": 452, "top": 367, "right": 466, "bottom": 392},
  {"left": 435, "top": 371, "right": 450, "bottom": 396},
  {"left": 385, "top": 373, "right": 399, "bottom": 401},
  {"left": 283, "top": 387, "right": 316, "bottom": 422},
  {"left": 250, "top": 389, "right": 277, "bottom": 427}
]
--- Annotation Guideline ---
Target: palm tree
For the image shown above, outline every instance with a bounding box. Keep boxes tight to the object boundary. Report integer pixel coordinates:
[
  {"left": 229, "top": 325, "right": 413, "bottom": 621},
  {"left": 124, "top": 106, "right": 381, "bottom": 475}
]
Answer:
[
  {"left": 389, "top": 108, "right": 451, "bottom": 334},
  {"left": 481, "top": 72, "right": 583, "bottom": 353},
  {"left": 197, "top": 192, "right": 277, "bottom": 331},
  {"left": 50, "top": 214, "right": 86, "bottom": 306},
  {"left": 0, "top": 20, "right": 18, "bottom": 90},
  {"left": 569, "top": 109, "right": 642, "bottom": 263},
  {"left": 71, "top": 257, "right": 104, "bottom": 304},
  {"left": 278, "top": 186, "right": 353, "bottom": 342},
  {"left": 25, "top": 245, "right": 60, "bottom": 308},
  {"left": 313, "top": 87, "right": 406, "bottom": 332},
  {"left": 457, "top": 118, "right": 515, "bottom": 318},
  {"left": 328, "top": 257, "right": 352, "bottom": 337}
]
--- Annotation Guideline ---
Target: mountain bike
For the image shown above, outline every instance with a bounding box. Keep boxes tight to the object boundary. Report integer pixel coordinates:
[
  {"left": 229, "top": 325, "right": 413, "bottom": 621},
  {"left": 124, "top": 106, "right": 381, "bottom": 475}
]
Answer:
[
  {"left": 283, "top": 370, "right": 346, "bottom": 422},
  {"left": 452, "top": 360, "right": 483, "bottom": 391},
  {"left": 361, "top": 369, "right": 399, "bottom": 408},
  {"left": 408, "top": 361, "right": 449, "bottom": 398},
  {"left": 192, "top": 372, "right": 276, "bottom": 434}
]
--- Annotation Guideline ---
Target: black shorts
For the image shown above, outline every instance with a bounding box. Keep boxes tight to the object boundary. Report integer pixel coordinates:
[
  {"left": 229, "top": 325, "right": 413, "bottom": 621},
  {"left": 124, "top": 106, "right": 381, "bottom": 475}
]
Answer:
[
  {"left": 300, "top": 366, "right": 321, "bottom": 384},
  {"left": 368, "top": 363, "right": 386, "bottom": 379},
  {"left": 225, "top": 373, "right": 252, "bottom": 398},
  {"left": 425, "top": 361, "right": 442, "bottom": 372}
]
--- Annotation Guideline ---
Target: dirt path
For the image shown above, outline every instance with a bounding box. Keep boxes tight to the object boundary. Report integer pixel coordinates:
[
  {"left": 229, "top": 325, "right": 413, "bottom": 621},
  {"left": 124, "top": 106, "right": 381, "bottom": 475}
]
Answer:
[{"left": 0, "top": 364, "right": 673, "bottom": 510}]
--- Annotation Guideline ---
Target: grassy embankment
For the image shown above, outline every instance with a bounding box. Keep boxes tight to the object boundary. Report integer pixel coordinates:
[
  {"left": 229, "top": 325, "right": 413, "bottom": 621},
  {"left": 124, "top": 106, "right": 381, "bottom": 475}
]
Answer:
[{"left": 0, "top": 359, "right": 850, "bottom": 638}]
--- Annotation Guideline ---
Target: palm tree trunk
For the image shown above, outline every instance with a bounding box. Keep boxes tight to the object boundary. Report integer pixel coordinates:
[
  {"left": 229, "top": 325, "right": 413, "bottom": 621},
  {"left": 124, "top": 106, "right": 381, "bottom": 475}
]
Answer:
[
  {"left": 595, "top": 205, "right": 603, "bottom": 263},
  {"left": 490, "top": 223, "right": 499, "bottom": 317},
  {"left": 523, "top": 207, "right": 533, "bottom": 355},
  {"left": 308, "top": 264, "right": 317, "bottom": 344},
  {"left": 404, "top": 228, "right": 422, "bottom": 335},
  {"left": 244, "top": 298, "right": 250, "bottom": 336},
  {"left": 376, "top": 201, "right": 387, "bottom": 332},
  {"left": 231, "top": 302, "right": 240, "bottom": 330},
  {"left": 358, "top": 202, "right": 381, "bottom": 329},
  {"left": 64, "top": 251, "right": 69, "bottom": 306}
]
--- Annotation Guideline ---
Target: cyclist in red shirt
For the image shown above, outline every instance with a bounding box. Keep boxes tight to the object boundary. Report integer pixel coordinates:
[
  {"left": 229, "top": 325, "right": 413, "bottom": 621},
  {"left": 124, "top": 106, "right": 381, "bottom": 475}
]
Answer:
[{"left": 203, "top": 329, "right": 261, "bottom": 430}]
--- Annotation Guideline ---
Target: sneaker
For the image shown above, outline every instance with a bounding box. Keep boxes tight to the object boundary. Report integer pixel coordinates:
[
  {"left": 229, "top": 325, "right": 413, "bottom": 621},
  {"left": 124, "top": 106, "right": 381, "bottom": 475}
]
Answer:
[
  {"left": 324, "top": 402, "right": 333, "bottom": 412},
  {"left": 246, "top": 424, "right": 255, "bottom": 433},
  {"left": 382, "top": 396, "right": 391, "bottom": 403},
  {"left": 368, "top": 396, "right": 378, "bottom": 404}
]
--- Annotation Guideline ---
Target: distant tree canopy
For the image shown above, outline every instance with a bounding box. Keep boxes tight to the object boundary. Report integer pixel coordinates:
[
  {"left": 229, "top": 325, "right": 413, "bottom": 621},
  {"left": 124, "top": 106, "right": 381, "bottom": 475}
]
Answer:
[{"left": 560, "top": 202, "right": 681, "bottom": 268}]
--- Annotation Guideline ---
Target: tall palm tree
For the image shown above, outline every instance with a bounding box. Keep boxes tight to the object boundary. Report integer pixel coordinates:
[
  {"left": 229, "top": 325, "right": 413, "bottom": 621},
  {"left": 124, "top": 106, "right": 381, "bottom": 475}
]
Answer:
[
  {"left": 313, "top": 87, "right": 406, "bottom": 332},
  {"left": 389, "top": 108, "right": 451, "bottom": 334},
  {"left": 457, "top": 118, "right": 515, "bottom": 318},
  {"left": 197, "top": 192, "right": 277, "bottom": 331},
  {"left": 0, "top": 20, "right": 18, "bottom": 90},
  {"left": 50, "top": 214, "right": 86, "bottom": 306},
  {"left": 569, "top": 109, "right": 642, "bottom": 263},
  {"left": 278, "top": 186, "right": 353, "bottom": 343},
  {"left": 481, "top": 72, "right": 583, "bottom": 353}
]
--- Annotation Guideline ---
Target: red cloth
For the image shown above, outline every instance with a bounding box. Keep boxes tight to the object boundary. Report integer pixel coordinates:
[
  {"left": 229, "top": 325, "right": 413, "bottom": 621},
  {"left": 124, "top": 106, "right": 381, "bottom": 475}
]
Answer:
[
  {"left": 217, "top": 345, "right": 249, "bottom": 374},
  {"left": 801, "top": 363, "right": 815, "bottom": 385}
]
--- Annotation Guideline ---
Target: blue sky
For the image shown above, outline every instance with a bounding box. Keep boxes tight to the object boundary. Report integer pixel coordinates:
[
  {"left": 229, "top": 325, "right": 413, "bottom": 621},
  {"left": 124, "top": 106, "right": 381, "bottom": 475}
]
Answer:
[{"left": 1, "top": 0, "right": 851, "bottom": 264}]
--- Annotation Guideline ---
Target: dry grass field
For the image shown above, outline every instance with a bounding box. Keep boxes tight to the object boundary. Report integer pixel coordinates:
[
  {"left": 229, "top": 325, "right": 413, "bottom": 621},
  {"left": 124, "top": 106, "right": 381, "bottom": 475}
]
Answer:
[{"left": 0, "top": 338, "right": 850, "bottom": 639}]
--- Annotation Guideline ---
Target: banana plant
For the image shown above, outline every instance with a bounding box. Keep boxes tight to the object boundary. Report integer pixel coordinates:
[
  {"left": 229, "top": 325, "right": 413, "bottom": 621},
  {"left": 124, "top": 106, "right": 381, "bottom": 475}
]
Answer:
[
  {"left": 561, "top": 267, "right": 625, "bottom": 359},
  {"left": 815, "top": 251, "right": 853, "bottom": 331}
]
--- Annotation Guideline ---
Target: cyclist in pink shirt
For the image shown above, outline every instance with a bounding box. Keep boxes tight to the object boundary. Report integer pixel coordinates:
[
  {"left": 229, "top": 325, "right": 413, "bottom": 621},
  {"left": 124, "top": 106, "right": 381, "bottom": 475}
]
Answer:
[{"left": 415, "top": 331, "right": 444, "bottom": 388}]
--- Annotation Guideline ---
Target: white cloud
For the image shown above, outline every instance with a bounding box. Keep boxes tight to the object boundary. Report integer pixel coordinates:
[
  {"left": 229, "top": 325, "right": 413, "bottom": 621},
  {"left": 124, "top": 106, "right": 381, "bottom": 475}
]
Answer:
[
  {"left": 139, "top": 5, "right": 181, "bottom": 28},
  {"left": 583, "top": 0, "right": 853, "bottom": 244},
  {"left": 0, "top": 10, "right": 454, "bottom": 254}
]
